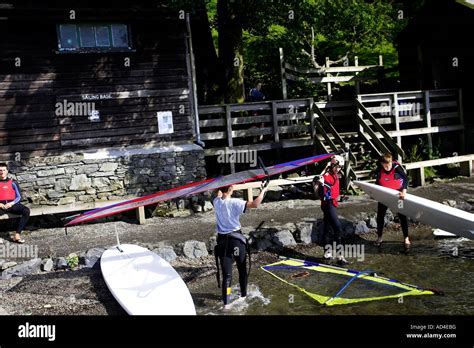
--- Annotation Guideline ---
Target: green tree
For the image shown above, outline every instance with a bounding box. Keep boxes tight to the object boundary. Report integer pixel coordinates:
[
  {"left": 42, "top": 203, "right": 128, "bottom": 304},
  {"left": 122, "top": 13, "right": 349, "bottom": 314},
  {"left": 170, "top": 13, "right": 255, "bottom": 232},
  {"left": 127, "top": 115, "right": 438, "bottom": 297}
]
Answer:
[{"left": 170, "top": 0, "right": 425, "bottom": 103}]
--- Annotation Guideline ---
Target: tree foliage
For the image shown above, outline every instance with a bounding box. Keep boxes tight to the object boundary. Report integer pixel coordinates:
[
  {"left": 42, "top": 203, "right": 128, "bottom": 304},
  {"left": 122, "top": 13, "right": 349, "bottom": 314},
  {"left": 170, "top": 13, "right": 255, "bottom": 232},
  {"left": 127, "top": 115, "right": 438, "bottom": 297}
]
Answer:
[{"left": 169, "top": 0, "right": 425, "bottom": 102}]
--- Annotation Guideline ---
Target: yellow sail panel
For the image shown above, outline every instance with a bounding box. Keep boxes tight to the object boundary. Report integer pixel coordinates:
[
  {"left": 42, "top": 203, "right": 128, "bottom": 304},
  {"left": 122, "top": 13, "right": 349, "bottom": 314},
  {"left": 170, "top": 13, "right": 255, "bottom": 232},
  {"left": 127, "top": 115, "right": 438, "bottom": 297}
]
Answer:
[{"left": 262, "top": 259, "right": 435, "bottom": 306}]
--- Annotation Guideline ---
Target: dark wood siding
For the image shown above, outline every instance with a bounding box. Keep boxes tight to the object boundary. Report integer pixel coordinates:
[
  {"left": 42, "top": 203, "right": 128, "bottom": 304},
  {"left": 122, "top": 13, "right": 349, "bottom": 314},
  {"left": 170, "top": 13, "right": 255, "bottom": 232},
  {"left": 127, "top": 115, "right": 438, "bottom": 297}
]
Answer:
[{"left": 0, "top": 1, "right": 195, "bottom": 161}]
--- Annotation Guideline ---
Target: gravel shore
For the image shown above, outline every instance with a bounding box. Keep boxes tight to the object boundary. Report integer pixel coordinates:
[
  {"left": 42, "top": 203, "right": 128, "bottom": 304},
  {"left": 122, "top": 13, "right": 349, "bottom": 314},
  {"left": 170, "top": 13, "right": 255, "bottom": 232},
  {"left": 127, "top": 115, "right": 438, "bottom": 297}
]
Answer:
[{"left": 0, "top": 177, "right": 472, "bottom": 315}]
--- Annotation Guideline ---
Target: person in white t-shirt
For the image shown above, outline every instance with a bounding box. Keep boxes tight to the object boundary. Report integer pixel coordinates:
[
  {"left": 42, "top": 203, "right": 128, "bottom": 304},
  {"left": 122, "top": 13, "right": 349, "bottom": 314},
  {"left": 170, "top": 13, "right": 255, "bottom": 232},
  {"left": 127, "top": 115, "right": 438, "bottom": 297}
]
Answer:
[{"left": 213, "top": 184, "right": 268, "bottom": 308}]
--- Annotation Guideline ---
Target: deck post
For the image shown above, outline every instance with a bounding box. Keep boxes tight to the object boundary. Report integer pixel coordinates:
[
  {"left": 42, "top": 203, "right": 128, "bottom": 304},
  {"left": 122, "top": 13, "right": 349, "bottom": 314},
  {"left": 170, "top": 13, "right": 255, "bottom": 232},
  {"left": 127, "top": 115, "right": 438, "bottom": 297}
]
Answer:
[
  {"left": 411, "top": 167, "right": 425, "bottom": 187},
  {"left": 272, "top": 101, "right": 280, "bottom": 143},
  {"left": 308, "top": 98, "right": 316, "bottom": 141},
  {"left": 279, "top": 48, "right": 287, "bottom": 100},
  {"left": 458, "top": 88, "right": 465, "bottom": 154},
  {"left": 460, "top": 160, "right": 472, "bottom": 177},
  {"left": 393, "top": 93, "right": 402, "bottom": 162},
  {"left": 354, "top": 56, "right": 360, "bottom": 95},
  {"left": 424, "top": 90, "right": 433, "bottom": 153},
  {"left": 343, "top": 142, "right": 350, "bottom": 192},
  {"left": 326, "top": 57, "right": 332, "bottom": 101},
  {"left": 225, "top": 105, "right": 235, "bottom": 173},
  {"left": 136, "top": 206, "right": 146, "bottom": 225}
]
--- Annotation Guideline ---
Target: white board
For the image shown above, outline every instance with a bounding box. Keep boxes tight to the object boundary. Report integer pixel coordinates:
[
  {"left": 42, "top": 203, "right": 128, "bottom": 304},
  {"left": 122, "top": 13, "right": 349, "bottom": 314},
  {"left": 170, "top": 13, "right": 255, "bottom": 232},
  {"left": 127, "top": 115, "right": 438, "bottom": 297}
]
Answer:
[
  {"left": 433, "top": 229, "right": 457, "bottom": 238},
  {"left": 355, "top": 181, "right": 474, "bottom": 240},
  {"left": 101, "top": 244, "right": 196, "bottom": 315}
]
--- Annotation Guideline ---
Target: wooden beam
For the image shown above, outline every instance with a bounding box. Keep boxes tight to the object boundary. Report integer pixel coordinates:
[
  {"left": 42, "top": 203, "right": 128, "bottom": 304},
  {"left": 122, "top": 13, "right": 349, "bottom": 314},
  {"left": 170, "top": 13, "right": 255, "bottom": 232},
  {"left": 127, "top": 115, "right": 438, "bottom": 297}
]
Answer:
[
  {"left": 136, "top": 206, "right": 146, "bottom": 225},
  {"left": 234, "top": 176, "right": 318, "bottom": 191},
  {"left": 355, "top": 56, "right": 360, "bottom": 95},
  {"left": 365, "top": 116, "right": 423, "bottom": 125},
  {"left": 357, "top": 116, "right": 390, "bottom": 156},
  {"left": 424, "top": 90, "right": 433, "bottom": 153},
  {"left": 404, "top": 154, "right": 474, "bottom": 170},
  {"left": 203, "top": 138, "right": 313, "bottom": 156},
  {"left": 225, "top": 105, "right": 235, "bottom": 174},
  {"left": 458, "top": 89, "right": 465, "bottom": 154},
  {"left": 286, "top": 73, "right": 374, "bottom": 83},
  {"left": 315, "top": 100, "right": 354, "bottom": 109},
  {"left": 276, "top": 100, "right": 312, "bottom": 109},
  {"left": 460, "top": 160, "right": 472, "bottom": 177},
  {"left": 315, "top": 121, "right": 338, "bottom": 152},
  {"left": 410, "top": 167, "right": 426, "bottom": 187},
  {"left": 280, "top": 47, "right": 287, "bottom": 99},
  {"left": 431, "top": 112, "right": 459, "bottom": 120},
  {"left": 429, "top": 89, "right": 457, "bottom": 98},
  {"left": 381, "top": 125, "right": 464, "bottom": 138},
  {"left": 284, "top": 62, "right": 380, "bottom": 74},
  {"left": 308, "top": 98, "right": 316, "bottom": 142},
  {"left": 355, "top": 99, "right": 405, "bottom": 158},
  {"left": 272, "top": 101, "right": 280, "bottom": 143}
]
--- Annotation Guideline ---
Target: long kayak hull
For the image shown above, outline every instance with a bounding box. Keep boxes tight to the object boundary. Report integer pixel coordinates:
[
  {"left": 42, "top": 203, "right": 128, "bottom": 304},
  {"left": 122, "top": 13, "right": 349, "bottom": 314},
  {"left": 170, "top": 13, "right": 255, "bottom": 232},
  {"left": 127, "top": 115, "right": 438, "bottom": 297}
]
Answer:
[{"left": 355, "top": 181, "right": 474, "bottom": 240}]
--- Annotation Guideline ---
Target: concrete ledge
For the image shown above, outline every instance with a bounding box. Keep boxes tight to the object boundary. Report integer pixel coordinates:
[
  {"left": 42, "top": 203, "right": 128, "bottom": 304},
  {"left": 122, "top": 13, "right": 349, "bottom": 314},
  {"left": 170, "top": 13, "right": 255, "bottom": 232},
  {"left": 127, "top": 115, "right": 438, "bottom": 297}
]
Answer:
[
  {"left": 0, "top": 199, "right": 147, "bottom": 225},
  {"left": 81, "top": 143, "right": 203, "bottom": 160}
]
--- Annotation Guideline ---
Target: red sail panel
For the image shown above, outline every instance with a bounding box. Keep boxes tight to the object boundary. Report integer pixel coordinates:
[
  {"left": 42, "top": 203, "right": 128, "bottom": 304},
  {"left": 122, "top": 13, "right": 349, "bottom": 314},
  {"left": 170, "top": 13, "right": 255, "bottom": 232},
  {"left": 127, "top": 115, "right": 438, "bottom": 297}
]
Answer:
[{"left": 66, "top": 153, "right": 334, "bottom": 226}]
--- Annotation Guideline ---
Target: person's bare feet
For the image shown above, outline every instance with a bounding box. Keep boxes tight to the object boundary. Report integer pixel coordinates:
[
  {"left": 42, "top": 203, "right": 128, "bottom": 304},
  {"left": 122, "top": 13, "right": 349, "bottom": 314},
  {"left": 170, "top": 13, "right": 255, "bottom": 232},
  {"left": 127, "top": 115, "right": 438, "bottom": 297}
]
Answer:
[
  {"left": 11, "top": 233, "right": 25, "bottom": 244},
  {"left": 404, "top": 237, "right": 411, "bottom": 248}
]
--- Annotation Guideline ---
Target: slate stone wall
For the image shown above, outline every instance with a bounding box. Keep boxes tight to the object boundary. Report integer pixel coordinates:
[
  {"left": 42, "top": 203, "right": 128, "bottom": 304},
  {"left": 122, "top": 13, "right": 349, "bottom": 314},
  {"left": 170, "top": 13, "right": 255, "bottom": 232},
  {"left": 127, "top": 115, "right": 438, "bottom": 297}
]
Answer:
[{"left": 7, "top": 148, "right": 207, "bottom": 206}]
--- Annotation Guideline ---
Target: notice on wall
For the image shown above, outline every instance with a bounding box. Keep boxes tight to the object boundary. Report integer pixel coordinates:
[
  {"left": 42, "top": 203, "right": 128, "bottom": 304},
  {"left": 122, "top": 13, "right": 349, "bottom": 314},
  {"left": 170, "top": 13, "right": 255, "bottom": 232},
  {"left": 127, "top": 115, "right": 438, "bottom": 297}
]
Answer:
[{"left": 157, "top": 111, "right": 174, "bottom": 134}]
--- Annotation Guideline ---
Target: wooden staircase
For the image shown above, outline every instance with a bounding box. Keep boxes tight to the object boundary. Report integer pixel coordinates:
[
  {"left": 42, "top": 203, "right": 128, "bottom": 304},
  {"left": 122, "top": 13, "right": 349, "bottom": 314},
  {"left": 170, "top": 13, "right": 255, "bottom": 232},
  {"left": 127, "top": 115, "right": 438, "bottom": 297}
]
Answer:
[{"left": 313, "top": 101, "right": 405, "bottom": 186}]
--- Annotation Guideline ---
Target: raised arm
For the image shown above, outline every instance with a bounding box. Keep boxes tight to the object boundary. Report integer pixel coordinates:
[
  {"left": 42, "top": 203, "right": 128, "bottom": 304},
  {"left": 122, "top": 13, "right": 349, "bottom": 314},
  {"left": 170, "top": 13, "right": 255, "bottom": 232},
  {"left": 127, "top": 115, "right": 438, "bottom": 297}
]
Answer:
[{"left": 246, "top": 186, "right": 268, "bottom": 209}]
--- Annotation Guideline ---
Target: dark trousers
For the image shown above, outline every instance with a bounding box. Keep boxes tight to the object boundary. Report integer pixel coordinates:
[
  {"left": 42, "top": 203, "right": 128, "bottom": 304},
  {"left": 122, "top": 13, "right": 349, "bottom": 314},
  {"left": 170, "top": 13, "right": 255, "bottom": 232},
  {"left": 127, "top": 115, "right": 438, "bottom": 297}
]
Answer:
[
  {"left": 0, "top": 202, "right": 30, "bottom": 234},
  {"left": 217, "top": 234, "right": 247, "bottom": 305},
  {"left": 377, "top": 203, "right": 408, "bottom": 238},
  {"left": 321, "top": 201, "right": 343, "bottom": 246}
]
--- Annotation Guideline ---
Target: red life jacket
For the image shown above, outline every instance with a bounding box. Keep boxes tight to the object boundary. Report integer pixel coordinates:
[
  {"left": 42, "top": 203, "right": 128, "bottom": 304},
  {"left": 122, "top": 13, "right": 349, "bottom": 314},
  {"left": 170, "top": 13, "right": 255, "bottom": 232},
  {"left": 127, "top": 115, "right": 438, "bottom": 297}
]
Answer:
[
  {"left": 0, "top": 179, "right": 16, "bottom": 201},
  {"left": 379, "top": 162, "right": 403, "bottom": 190},
  {"left": 320, "top": 172, "right": 340, "bottom": 207}
]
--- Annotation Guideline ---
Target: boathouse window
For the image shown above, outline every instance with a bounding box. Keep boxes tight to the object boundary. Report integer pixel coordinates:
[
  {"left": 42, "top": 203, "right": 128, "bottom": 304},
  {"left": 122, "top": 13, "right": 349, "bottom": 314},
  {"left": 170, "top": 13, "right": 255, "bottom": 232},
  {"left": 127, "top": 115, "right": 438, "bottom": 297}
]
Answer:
[{"left": 57, "top": 24, "right": 131, "bottom": 52}]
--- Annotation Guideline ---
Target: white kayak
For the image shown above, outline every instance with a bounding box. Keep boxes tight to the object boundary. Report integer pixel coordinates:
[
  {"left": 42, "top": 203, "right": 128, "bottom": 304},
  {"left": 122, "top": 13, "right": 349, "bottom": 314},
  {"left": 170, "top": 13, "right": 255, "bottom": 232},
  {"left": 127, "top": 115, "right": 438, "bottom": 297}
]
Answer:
[
  {"left": 100, "top": 244, "right": 196, "bottom": 315},
  {"left": 433, "top": 229, "right": 457, "bottom": 238},
  {"left": 355, "top": 181, "right": 474, "bottom": 240}
]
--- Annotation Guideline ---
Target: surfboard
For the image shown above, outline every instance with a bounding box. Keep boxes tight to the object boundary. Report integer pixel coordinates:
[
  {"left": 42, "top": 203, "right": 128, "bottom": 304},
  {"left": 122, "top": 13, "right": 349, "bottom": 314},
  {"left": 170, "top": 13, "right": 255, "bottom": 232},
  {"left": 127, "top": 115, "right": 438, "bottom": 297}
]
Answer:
[
  {"left": 354, "top": 181, "right": 474, "bottom": 240},
  {"left": 100, "top": 244, "right": 196, "bottom": 315},
  {"left": 432, "top": 229, "right": 457, "bottom": 238}
]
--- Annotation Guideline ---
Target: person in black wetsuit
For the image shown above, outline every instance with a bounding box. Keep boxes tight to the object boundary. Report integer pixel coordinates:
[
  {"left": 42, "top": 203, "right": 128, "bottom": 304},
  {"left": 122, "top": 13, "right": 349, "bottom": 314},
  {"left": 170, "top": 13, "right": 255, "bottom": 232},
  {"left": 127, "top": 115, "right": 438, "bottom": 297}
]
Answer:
[
  {"left": 374, "top": 153, "right": 410, "bottom": 248},
  {"left": 315, "top": 155, "right": 348, "bottom": 265},
  {"left": 0, "top": 163, "right": 30, "bottom": 244},
  {"left": 213, "top": 184, "right": 268, "bottom": 308}
]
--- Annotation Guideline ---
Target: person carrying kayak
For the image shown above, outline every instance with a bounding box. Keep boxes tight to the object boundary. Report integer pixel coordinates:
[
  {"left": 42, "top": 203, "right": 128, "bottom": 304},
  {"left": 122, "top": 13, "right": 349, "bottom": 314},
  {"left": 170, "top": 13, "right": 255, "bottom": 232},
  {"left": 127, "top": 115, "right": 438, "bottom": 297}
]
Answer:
[
  {"left": 213, "top": 184, "right": 268, "bottom": 309},
  {"left": 374, "top": 153, "right": 410, "bottom": 248}
]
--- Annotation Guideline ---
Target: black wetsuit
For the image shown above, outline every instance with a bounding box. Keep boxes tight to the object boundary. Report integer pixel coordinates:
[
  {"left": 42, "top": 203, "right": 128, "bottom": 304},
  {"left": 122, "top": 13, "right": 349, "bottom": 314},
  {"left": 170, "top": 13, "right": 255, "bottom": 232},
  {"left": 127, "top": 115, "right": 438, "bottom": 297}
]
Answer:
[
  {"left": 320, "top": 172, "right": 343, "bottom": 246},
  {"left": 216, "top": 232, "right": 247, "bottom": 305}
]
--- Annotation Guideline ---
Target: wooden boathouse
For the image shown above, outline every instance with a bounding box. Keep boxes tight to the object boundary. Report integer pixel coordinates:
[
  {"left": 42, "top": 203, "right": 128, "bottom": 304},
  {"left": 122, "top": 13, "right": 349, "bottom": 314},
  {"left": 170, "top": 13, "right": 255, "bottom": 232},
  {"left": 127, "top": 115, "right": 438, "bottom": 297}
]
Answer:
[
  {"left": 0, "top": 0, "right": 472, "bottom": 224},
  {"left": 0, "top": 0, "right": 207, "bottom": 219}
]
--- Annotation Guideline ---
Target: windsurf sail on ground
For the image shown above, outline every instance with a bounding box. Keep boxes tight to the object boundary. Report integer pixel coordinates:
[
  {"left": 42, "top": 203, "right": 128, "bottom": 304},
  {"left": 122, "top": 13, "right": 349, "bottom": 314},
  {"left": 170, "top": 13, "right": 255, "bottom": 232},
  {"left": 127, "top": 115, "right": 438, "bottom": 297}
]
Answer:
[
  {"left": 65, "top": 153, "right": 334, "bottom": 226},
  {"left": 262, "top": 258, "right": 436, "bottom": 306}
]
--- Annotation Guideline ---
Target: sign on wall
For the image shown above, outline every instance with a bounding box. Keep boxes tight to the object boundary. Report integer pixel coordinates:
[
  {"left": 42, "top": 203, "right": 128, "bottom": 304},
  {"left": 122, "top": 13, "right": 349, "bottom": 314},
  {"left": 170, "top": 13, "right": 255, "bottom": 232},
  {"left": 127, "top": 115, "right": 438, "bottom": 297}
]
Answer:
[{"left": 157, "top": 111, "right": 174, "bottom": 134}]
